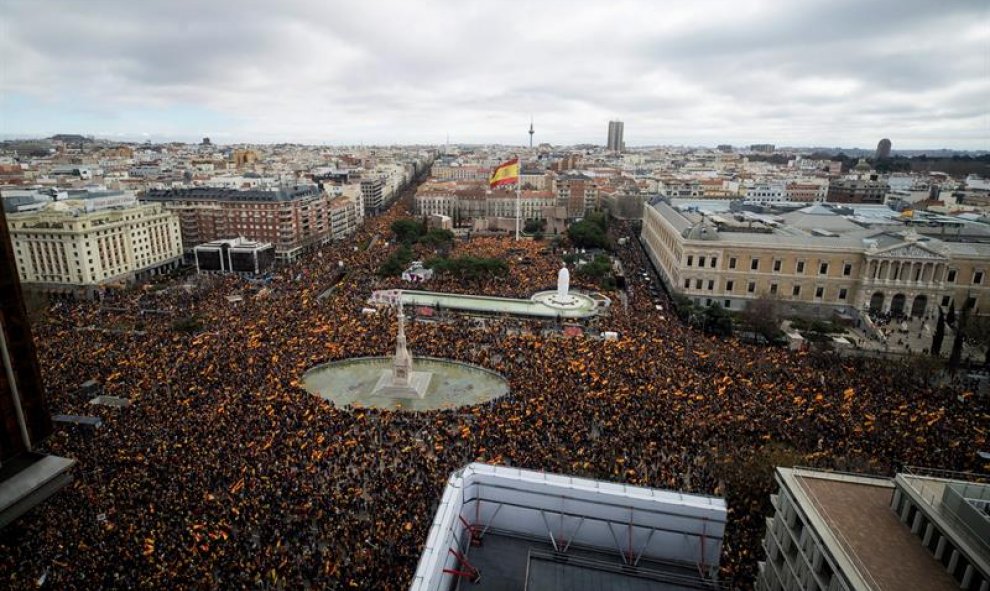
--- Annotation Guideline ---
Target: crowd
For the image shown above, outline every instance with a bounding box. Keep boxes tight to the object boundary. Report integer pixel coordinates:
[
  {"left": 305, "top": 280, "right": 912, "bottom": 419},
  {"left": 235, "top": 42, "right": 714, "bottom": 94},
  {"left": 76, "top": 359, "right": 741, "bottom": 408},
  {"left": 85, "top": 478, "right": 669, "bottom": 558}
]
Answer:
[{"left": 0, "top": 190, "right": 986, "bottom": 590}]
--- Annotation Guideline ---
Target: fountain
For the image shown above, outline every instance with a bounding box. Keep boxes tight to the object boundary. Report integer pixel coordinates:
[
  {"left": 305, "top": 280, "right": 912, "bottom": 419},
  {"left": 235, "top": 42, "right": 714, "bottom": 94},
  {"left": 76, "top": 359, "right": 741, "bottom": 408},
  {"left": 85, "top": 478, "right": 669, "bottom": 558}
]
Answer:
[
  {"left": 530, "top": 264, "right": 594, "bottom": 311},
  {"left": 300, "top": 300, "right": 509, "bottom": 411}
]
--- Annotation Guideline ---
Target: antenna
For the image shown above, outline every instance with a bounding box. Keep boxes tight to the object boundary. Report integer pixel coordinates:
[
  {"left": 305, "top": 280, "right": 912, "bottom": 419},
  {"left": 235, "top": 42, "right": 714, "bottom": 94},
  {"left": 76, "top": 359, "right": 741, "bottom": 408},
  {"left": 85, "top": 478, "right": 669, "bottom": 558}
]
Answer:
[{"left": 528, "top": 116, "right": 534, "bottom": 149}]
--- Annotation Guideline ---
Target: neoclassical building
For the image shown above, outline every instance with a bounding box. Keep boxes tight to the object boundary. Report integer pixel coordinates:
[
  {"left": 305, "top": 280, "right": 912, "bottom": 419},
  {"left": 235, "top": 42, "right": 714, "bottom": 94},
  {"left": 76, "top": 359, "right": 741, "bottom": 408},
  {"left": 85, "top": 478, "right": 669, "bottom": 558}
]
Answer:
[
  {"left": 6, "top": 196, "right": 182, "bottom": 295},
  {"left": 641, "top": 199, "right": 990, "bottom": 318}
]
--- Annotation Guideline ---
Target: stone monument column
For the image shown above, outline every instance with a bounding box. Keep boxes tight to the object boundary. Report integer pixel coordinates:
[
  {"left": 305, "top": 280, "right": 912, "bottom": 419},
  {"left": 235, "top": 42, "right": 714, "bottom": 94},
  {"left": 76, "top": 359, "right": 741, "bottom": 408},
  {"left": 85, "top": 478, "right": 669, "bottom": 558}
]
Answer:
[{"left": 392, "top": 305, "right": 412, "bottom": 386}]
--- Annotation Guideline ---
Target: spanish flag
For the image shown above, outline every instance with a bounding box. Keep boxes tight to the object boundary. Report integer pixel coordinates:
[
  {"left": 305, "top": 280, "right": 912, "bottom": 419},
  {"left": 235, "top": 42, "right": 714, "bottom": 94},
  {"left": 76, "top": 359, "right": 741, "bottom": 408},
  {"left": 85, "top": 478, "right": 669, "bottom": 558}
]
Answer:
[{"left": 489, "top": 158, "right": 520, "bottom": 188}]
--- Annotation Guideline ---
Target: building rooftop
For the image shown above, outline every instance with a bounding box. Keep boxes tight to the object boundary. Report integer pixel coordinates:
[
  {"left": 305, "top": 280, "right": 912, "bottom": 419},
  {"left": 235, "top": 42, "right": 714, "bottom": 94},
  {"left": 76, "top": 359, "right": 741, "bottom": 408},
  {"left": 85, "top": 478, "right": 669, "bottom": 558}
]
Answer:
[
  {"left": 143, "top": 184, "right": 321, "bottom": 202},
  {"left": 652, "top": 198, "right": 990, "bottom": 254},
  {"left": 785, "top": 468, "right": 959, "bottom": 591},
  {"left": 467, "top": 532, "right": 719, "bottom": 591},
  {"left": 411, "top": 464, "right": 726, "bottom": 591}
]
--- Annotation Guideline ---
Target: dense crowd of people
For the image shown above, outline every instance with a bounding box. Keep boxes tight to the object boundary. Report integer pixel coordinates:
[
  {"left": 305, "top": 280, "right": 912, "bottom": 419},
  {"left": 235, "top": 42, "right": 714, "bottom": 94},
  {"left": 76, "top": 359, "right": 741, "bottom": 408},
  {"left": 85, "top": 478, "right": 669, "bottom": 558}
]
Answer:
[{"left": 1, "top": 189, "right": 986, "bottom": 590}]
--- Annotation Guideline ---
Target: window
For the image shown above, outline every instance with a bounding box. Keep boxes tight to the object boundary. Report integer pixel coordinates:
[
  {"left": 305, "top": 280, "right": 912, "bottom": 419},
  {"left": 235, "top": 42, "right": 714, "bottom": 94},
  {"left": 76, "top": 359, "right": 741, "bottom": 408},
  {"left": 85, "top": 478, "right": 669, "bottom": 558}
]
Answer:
[
  {"left": 708, "top": 280, "right": 715, "bottom": 291},
  {"left": 696, "top": 279, "right": 703, "bottom": 289},
  {"left": 770, "top": 283, "right": 778, "bottom": 295},
  {"left": 941, "top": 295, "right": 951, "bottom": 307},
  {"left": 815, "top": 286, "right": 824, "bottom": 298},
  {"left": 724, "top": 300, "right": 731, "bottom": 308},
  {"left": 747, "top": 281, "right": 756, "bottom": 293},
  {"left": 839, "top": 288, "right": 848, "bottom": 300},
  {"left": 792, "top": 285, "right": 801, "bottom": 296},
  {"left": 843, "top": 263, "right": 852, "bottom": 276},
  {"left": 686, "top": 255, "right": 693, "bottom": 266},
  {"left": 796, "top": 260, "right": 805, "bottom": 274},
  {"left": 819, "top": 262, "right": 829, "bottom": 275},
  {"left": 975, "top": 271, "right": 984, "bottom": 285},
  {"left": 751, "top": 258, "right": 760, "bottom": 271},
  {"left": 699, "top": 256, "right": 706, "bottom": 267},
  {"left": 684, "top": 279, "right": 691, "bottom": 289},
  {"left": 710, "top": 257, "right": 717, "bottom": 268},
  {"left": 947, "top": 269, "right": 957, "bottom": 282},
  {"left": 965, "top": 297, "right": 976, "bottom": 310},
  {"left": 773, "top": 259, "right": 782, "bottom": 272},
  {"left": 729, "top": 257, "right": 737, "bottom": 269},
  {"left": 726, "top": 280, "right": 734, "bottom": 292}
]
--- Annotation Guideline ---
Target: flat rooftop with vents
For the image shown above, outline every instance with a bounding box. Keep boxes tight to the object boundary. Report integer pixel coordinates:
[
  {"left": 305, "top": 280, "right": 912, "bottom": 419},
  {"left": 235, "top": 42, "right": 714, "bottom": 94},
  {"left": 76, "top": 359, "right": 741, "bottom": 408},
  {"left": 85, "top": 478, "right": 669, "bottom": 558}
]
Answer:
[{"left": 410, "top": 463, "right": 727, "bottom": 591}]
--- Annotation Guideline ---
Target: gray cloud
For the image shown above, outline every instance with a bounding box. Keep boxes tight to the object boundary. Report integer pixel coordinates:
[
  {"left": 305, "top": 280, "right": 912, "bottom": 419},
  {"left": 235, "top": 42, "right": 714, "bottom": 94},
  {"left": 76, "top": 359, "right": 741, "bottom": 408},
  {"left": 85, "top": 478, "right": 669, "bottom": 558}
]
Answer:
[{"left": 1, "top": 0, "right": 987, "bottom": 148}]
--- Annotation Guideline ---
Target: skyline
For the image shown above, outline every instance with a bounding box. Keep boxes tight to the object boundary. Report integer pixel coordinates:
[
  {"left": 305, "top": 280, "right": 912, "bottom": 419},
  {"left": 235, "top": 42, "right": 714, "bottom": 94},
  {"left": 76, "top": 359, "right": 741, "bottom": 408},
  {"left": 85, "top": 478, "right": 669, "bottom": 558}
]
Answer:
[{"left": 2, "top": 0, "right": 988, "bottom": 149}]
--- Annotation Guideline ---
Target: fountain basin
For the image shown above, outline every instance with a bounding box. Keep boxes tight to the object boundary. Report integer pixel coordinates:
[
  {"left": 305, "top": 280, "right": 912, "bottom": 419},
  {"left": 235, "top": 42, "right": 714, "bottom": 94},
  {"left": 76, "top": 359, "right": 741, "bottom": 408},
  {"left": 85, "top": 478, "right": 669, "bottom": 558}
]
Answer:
[{"left": 301, "top": 357, "right": 510, "bottom": 411}]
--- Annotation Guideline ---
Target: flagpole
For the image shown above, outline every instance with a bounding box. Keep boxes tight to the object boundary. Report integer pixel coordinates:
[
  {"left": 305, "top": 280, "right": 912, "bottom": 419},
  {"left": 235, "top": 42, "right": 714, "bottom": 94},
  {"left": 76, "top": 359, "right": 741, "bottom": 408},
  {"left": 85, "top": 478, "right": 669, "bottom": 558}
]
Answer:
[{"left": 515, "top": 153, "right": 521, "bottom": 241}]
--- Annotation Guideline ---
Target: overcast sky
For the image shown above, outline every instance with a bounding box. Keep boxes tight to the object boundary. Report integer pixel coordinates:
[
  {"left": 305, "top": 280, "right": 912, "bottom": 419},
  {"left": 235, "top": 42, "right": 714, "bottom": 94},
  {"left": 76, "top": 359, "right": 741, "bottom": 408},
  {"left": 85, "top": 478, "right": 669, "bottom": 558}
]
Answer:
[{"left": 2, "top": 0, "right": 988, "bottom": 149}]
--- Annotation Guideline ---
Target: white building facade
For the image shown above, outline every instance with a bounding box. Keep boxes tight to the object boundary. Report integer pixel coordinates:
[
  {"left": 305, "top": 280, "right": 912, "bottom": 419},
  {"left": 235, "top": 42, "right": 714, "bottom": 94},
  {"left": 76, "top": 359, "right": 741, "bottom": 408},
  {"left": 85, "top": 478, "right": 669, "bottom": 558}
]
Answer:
[{"left": 7, "top": 200, "right": 182, "bottom": 293}]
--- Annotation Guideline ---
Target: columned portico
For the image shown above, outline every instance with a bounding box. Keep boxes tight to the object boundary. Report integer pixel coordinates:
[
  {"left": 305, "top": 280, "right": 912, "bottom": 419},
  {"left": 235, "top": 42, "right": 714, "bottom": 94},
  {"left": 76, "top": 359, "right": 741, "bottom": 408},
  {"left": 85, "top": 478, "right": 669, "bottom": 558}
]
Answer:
[{"left": 860, "top": 239, "right": 949, "bottom": 318}]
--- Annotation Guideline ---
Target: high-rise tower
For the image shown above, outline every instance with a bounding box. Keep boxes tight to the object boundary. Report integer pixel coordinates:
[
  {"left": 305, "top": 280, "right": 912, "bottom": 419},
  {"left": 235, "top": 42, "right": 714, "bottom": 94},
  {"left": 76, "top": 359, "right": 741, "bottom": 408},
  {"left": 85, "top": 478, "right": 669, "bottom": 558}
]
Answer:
[
  {"left": 607, "top": 120, "right": 624, "bottom": 153},
  {"left": 528, "top": 118, "right": 534, "bottom": 148},
  {"left": 875, "top": 138, "right": 892, "bottom": 160}
]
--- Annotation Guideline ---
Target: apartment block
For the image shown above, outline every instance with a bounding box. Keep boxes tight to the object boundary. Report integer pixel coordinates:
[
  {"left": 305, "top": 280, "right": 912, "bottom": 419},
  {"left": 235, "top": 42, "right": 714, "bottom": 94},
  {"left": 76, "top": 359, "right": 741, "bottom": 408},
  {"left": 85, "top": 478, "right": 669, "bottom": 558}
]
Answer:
[
  {"left": 143, "top": 185, "right": 333, "bottom": 261},
  {"left": 758, "top": 467, "right": 988, "bottom": 591}
]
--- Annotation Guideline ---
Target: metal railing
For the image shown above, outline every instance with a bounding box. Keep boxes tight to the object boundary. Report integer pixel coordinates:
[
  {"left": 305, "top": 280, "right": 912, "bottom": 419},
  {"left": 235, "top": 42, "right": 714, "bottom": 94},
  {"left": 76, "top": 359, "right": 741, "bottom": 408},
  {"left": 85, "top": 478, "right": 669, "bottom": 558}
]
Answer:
[
  {"left": 902, "top": 465, "right": 990, "bottom": 484},
  {"left": 899, "top": 466, "right": 990, "bottom": 561}
]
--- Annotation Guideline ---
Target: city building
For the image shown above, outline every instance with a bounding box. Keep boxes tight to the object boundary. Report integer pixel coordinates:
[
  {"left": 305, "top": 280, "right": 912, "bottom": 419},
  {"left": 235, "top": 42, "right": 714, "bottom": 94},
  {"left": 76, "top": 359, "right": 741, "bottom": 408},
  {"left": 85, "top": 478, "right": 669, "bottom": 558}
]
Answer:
[
  {"left": 749, "top": 144, "right": 776, "bottom": 154},
  {"left": 745, "top": 183, "right": 787, "bottom": 203},
  {"left": 875, "top": 138, "right": 892, "bottom": 160},
  {"left": 827, "top": 160, "right": 889, "bottom": 204},
  {"left": 361, "top": 177, "right": 386, "bottom": 216},
  {"left": 0, "top": 206, "right": 76, "bottom": 527},
  {"left": 758, "top": 466, "right": 988, "bottom": 591},
  {"left": 329, "top": 195, "right": 360, "bottom": 239},
  {"left": 640, "top": 199, "right": 990, "bottom": 317},
  {"left": 6, "top": 195, "right": 182, "bottom": 296},
  {"left": 785, "top": 182, "right": 829, "bottom": 203},
  {"left": 194, "top": 237, "right": 274, "bottom": 276},
  {"left": 413, "top": 182, "right": 558, "bottom": 226},
  {"left": 556, "top": 174, "right": 600, "bottom": 218},
  {"left": 142, "top": 185, "right": 332, "bottom": 261},
  {"left": 607, "top": 120, "right": 625, "bottom": 153},
  {"left": 429, "top": 164, "right": 491, "bottom": 181},
  {"left": 410, "top": 463, "right": 727, "bottom": 591}
]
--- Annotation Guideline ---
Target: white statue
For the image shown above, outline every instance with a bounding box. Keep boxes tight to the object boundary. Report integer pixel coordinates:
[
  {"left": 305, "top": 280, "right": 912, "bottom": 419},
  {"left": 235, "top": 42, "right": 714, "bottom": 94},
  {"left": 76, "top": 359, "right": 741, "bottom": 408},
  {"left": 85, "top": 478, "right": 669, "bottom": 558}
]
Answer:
[{"left": 557, "top": 265, "right": 570, "bottom": 299}]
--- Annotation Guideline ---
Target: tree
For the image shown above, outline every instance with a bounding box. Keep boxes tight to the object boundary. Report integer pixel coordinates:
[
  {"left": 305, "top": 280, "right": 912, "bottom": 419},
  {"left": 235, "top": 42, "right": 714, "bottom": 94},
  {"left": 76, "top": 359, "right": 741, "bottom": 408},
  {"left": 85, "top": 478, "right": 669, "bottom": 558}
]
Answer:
[
  {"left": 575, "top": 254, "right": 614, "bottom": 289},
  {"left": 378, "top": 245, "right": 414, "bottom": 277},
  {"left": 425, "top": 256, "right": 508, "bottom": 281},
  {"left": 948, "top": 306, "right": 968, "bottom": 369},
  {"left": 584, "top": 211, "right": 608, "bottom": 232},
  {"left": 390, "top": 219, "right": 425, "bottom": 245},
  {"left": 670, "top": 293, "right": 697, "bottom": 321},
  {"left": 961, "top": 314, "right": 990, "bottom": 368},
  {"left": 523, "top": 219, "right": 546, "bottom": 234},
  {"left": 931, "top": 307, "right": 946, "bottom": 357},
  {"left": 899, "top": 353, "right": 944, "bottom": 387},
  {"left": 702, "top": 304, "right": 733, "bottom": 336},
  {"left": 567, "top": 220, "right": 607, "bottom": 249},
  {"left": 739, "top": 295, "right": 783, "bottom": 342},
  {"left": 418, "top": 228, "right": 455, "bottom": 252}
]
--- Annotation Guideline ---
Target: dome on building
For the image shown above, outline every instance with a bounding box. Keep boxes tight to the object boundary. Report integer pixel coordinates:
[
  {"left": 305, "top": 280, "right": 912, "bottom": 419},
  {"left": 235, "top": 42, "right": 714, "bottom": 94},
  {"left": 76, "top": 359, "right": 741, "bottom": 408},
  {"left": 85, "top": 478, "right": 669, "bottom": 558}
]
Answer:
[
  {"left": 682, "top": 220, "right": 719, "bottom": 241},
  {"left": 854, "top": 158, "right": 871, "bottom": 173}
]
